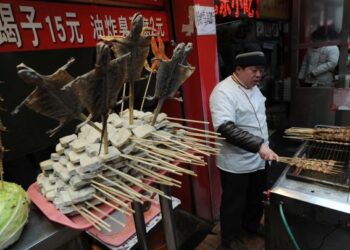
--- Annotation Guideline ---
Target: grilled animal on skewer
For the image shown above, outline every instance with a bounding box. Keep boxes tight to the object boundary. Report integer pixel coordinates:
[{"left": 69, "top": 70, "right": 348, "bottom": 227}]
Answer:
[
  {"left": 147, "top": 42, "right": 195, "bottom": 125},
  {"left": 101, "top": 13, "right": 152, "bottom": 124},
  {"left": 285, "top": 127, "right": 350, "bottom": 143},
  {"left": 144, "top": 36, "right": 170, "bottom": 73},
  {"left": 278, "top": 156, "right": 343, "bottom": 174},
  {"left": 63, "top": 42, "right": 129, "bottom": 122},
  {"left": 62, "top": 42, "right": 130, "bottom": 153},
  {"left": 12, "top": 59, "right": 85, "bottom": 136}
]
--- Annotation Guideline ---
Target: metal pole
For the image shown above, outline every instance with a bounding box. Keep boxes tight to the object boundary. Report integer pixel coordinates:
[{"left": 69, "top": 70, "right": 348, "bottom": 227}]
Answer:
[
  {"left": 159, "top": 184, "right": 178, "bottom": 250},
  {"left": 132, "top": 201, "right": 149, "bottom": 250}
]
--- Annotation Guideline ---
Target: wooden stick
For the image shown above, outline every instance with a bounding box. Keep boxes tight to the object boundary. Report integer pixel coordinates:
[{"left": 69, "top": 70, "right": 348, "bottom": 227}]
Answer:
[
  {"left": 131, "top": 155, "right": 180, "bottom": 174},
  {"left": 136, "top": 144, "right": 205, "bottom": 166},
  {"left": 172, "top": 133, "right": 223, "bottom": 146},
  {"left": 135, "top": 143, "right": 192, "bottom": 163},
  {"left": 183, "top": 131, "right": 225, "bottom": 140},
  {"left": 103, "top": 164, "right": 170, "bottom": 199},
  {"left": 174, "top": 124, "right": 221, "bottom": 136},
  {"left": 166, "top": 116, "right": 209, "bottom": 124},
  {"left": 183, "top": 141, "right": 220, "bottom": 153},
  {"left": 80, "top": 206, "right": 112, "bottom": 230},
  {"left": 140, "top": 72, "right": 153, "bottom": 111},
  {"left": 283, "top": 136, "right": 350, "bottom": 145},
  {"left": 102, "top": 116, "right": 109, "bottom": 155},
  {"left": 152, "top": 132, "right": 210, "bottom": 156},
  {"left": 120, "top": 82, "right": 126, "bottom": 115},
  {"left": 162, "top": 142, "right": 203, "bottom": 161},
  {"left": 126, "top": 163, "right": 181, "bottom": 187},
  {"left": 145, "top": 153, "right": 197, "bottom": 176},
  {"left": 131, "top": 136, "right": 174, "bottom": 145},
  {"left": 91, "top": 184, "right": 132, "bottom": 212},
  {"left": 129, "top": 81, "right": 134, "bottom": 125},
  {"left": 93, "top": 194, "right": 132, "bottom": 216},
  {"left": 79, "top": 113, "right": 102, "bottom": 132},
  {"left": 85, "top": 201, "right": 126, "bottom": 227},
  {"left": 131, "top": 154, "right": 186, "bottom": 176},
  {"left": 72, "top": 204, "right": 101, "bottom": 231},
  {"left": 135, "top": 145, "right": 175, "bottom": 162},
  {"left": 91, "top": 180, "right": 133, "bottom": 202},
  {"left": 96, "top": 175, "right": 143, "bottom": 203},
  {"left": 112, "top": 177, "right": 154, "bottom": 203},
  {"left": 121, "top": 153, "right": 181, "bottom": 175}
]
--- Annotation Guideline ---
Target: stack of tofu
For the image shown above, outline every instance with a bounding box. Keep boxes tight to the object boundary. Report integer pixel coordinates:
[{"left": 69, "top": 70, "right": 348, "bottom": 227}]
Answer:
[{"left": 36, "top": 110, "right": 173, "bottom": 215}]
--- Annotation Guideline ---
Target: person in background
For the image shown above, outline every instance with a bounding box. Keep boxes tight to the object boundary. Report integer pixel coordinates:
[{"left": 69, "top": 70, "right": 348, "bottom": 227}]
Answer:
[
  {"left": 210, "top": 43, "right": 279, "bottom": 250},
  {"left": 298, "top": 26, "right": 340, "bottom": 87}
]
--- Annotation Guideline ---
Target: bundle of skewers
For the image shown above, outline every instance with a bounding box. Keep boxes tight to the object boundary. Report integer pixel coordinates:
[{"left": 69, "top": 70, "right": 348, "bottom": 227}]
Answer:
[
  {"left": 278, "top": 156, "right": 343, "bottom": 175},
  {"left": 12, "top": 12, "right": 222, "bottom": 232},
  {"left": 284, "top": 127, "right": 350, "bottom": 144}
]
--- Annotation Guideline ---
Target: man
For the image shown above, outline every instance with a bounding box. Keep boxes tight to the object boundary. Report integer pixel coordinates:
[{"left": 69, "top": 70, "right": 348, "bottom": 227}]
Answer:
[
  {"left": 298, "top": 27, "right": 339, "bottom": 87},
  {"left": 210, "top": 44, "right": 279, "bottom": 250}
]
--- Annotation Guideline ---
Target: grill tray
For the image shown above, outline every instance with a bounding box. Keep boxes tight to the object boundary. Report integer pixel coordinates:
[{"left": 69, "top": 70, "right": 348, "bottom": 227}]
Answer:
[{"left": 285, "top": 126, "right": 350, "bottom": 191}]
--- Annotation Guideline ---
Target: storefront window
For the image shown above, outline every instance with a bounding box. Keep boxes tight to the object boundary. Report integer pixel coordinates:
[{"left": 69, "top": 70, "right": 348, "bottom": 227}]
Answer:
[{"left": 299, "top": 0, "right": 343, "bottom": 44}]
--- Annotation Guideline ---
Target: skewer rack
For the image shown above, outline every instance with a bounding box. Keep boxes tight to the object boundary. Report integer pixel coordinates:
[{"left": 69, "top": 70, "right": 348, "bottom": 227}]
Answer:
[{"left": 285, "top": 140, "right": 350, "bottom": 190}]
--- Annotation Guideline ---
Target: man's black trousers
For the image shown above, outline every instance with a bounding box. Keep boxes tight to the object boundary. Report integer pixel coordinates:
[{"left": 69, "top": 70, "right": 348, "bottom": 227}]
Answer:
[{"left": 219, "top": 167, "right": 266, "bottom": 246}]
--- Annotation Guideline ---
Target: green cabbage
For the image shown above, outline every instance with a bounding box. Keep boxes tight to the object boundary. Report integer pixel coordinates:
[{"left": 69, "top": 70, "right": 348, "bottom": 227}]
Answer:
[{"left": 0, "top": 181, "right": 30, "bottom": 249}]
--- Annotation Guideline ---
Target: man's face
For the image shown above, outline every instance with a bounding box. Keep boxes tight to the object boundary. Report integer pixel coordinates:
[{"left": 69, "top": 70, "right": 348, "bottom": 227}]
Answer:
[{"left": 236, "top": 66, "right": 264, "bottom": 88}]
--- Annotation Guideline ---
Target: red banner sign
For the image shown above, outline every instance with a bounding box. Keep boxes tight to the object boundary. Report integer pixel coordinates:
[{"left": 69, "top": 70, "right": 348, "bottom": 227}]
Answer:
[
  {"left": 117, "top": 0, "right": 164, "bottom": 7},
  {"left": 0, "top": 1, "right": 169, "bottom": 52},
  {"left": 214, "top": 0, "right": 259, "bottom": 18}
]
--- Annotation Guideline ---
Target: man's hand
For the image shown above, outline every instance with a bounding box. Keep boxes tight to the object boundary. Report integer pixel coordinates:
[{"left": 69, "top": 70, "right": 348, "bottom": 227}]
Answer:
[{"left": 259, "top": 144, "right": 279, "bottom": 161}]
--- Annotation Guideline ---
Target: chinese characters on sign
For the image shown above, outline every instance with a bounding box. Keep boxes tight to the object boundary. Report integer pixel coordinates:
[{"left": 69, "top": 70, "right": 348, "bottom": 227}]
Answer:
[
  {"left": 0, "top": 1, "right": 169, "bottom": 52},
  {"left": 194, "top": 6, "right": 216, "bottom": 36},
  {"left": 214, "top": 0, "right": 258, "bottom": 18}
]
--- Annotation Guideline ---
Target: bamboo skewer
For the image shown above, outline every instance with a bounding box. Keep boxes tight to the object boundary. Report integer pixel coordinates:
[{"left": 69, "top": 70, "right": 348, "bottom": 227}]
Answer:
[
  {"left": 145, "top": 153, "right": 197, "bottom": 176},
  {"left": 128, "top": 164, "right": 178, "bottom": 186},
  {"left": 103, "top": 164, "right": 171, "bottom": 199},
  {"left": 96, "top": 175, "right": 144, "bottom": 203},
  {"left": 91, "top": 184, "right": 132, "bottom": 212},
  {"left": 174, "top": 134, "right": 223, "bottom": 146},
  {"left": 121, "top": 153, "right": 181, "bottom": 175},
  {"left": 283, "top": 136, "right": 350, "bottom": 145},
  {"left": 166, "top": 116, "right": 210, "bottom": 124},
  {"left": 182, "top": 141, "right": 219, "bottom": 155},
  {"left": 85, "top": 201, "right": 126, "bottom": 227},
  {"left": 284, "top": 127, "right": 350, "bottom": 143},
  {"left": 79, "top": 113, "right": 102, "bottom": 132},
  {"left": 72, "top": 204, "right": 102, "bottom": 231},
  {"left": 120, "top": 83, "right": 126, "bottom": 115},
  {"left": 140, "top": 72, "right": 153, "bottom": 111},
  {"left": 126, "top": 163, "right": 181, "bottom": 187},
  {"left": 152, "top": 132, "right": 210, "bottom": 156},
  {"left": 129, "top": 81, "right": 135, "bottom": 125},
  {"left": 184, "top": 139, "right": 219, "bottom": 149},
  {"left": 131, "top": 155, "right": 183, "bottom": 175},
  {"left": 112, "top": 178, "right": 151, "bottom": 202},
  {"left": 111, "top": 177, "right": 154, "bottom": 203},
  {"left": 134, "top": 145, "right": 175, "bottom": 162},
  {"left": 162, "top": 140, "right": 207, "bottom": 161},
  {"left": 80, "top": 206, "right": 112, "bottom": 230},
  {"left": 91, "top": 180, "right": 133, "bottom": 202},
  {"left": 277, "top": 156, "right": 343, "bottom": 174},
  {"left": 131, "top": 136, "right": 174, "bottom": 146},
  {"left": 174, "top": 124, "right": 221, "bottom": 136},
  {"left": 135, "top": 143, "right": 192, "bottom": 163},
  {"left": 93, "top": 194, "right": 132, "bottom": 216},
  {"left": 102, "top": 116, "right": 109, "bottom": 155},
  {"left": 183, "top": 131, "right": 225, "bottom": 140}
]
